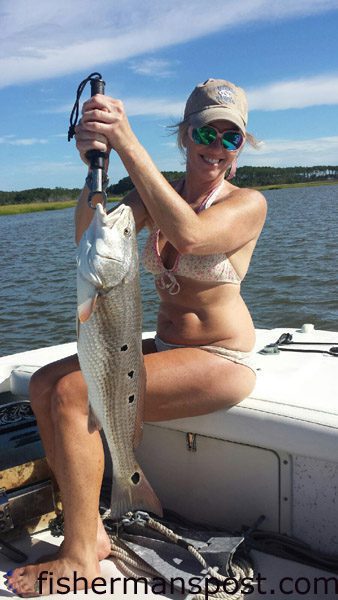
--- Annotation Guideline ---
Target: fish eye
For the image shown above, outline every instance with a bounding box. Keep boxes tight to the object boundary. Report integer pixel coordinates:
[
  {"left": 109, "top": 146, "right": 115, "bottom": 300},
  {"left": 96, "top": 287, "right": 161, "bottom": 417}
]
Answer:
[{"left": 123, "top": 227, "right": 131, "bottom": 237}]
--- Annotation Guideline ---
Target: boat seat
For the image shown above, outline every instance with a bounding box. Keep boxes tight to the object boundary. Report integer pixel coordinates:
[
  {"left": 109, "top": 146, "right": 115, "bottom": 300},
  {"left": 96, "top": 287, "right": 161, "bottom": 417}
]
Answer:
[
  {"left": 10, "top": 365, "right": 40, "bottom": 398},
  {"left": 5, "top": 328, "right": 338, "bottom": 463},
  {"left": 149, "top": 327, "right": 338, "bottom": 464}
]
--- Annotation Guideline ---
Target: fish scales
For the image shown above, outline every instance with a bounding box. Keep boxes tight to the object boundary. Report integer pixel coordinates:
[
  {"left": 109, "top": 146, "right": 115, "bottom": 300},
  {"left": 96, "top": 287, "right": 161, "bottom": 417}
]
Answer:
[{"left": 77, "top": 203, "right": 162, "bottom": 520}]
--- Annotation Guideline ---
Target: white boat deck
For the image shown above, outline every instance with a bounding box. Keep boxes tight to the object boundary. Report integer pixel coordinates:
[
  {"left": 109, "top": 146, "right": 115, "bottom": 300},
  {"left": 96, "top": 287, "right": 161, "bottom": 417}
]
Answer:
[{"left": 1, "top": 529, "right": 337, "bottom": 599}]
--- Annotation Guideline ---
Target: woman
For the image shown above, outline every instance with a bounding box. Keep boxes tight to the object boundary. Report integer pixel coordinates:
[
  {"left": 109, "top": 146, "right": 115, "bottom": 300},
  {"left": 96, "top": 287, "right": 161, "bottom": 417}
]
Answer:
[{"left": 6, "top": 78, "right": 266, "bottom": 595}]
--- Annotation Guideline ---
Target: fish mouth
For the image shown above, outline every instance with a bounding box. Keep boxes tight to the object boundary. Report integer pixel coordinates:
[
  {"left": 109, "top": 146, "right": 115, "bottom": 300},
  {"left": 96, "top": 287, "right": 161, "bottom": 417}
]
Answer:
[
  {"left": 101, "top": 202, "right": 133, "bottom": 227},
  {"left": 96, "top": 255, "right": 123, "bottom": 263}
]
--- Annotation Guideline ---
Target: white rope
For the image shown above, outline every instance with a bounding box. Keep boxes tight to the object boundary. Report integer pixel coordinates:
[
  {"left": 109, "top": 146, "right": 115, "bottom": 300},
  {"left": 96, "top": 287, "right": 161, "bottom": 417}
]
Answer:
[
  {"left": 108, "top": 515, "right": 254, "bottom": 600},
  {"left": 109, "top": 535, "right": 157, "bottom": 579},
  {"left": 191, "top": 557, "right": 254, "bottom": 600}
]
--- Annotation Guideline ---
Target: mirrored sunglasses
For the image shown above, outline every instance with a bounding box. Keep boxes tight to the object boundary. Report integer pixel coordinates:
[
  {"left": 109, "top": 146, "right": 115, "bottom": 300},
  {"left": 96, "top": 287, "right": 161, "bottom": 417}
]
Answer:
[{"left": 189, "top": 125, "right": 244, "bottom": 151}]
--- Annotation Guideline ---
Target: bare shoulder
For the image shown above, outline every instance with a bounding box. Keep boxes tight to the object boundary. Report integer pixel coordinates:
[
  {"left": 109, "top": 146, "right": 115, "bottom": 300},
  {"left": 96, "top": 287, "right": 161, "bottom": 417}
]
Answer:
[
  {"left": 219, "top": 185, "right": 267, "bottom": 224},
  {"left": 225, "top": 185, "right": 266, "bottom": 208},
  {"left": 195, "top": 185, "right": 267, "bottom": 249}
]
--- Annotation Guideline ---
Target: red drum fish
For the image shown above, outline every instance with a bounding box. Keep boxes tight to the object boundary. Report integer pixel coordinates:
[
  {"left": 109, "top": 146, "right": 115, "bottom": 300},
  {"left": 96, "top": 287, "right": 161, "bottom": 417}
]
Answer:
[{"left": 77, "top": 203, "right": 162, "bottom": 520}]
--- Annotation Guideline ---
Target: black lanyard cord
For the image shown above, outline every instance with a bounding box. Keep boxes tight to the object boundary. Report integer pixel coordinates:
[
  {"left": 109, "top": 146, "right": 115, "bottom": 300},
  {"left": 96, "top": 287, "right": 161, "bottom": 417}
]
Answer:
[{"left": 68, "top": 72, "right": 103, "bottom": 141}]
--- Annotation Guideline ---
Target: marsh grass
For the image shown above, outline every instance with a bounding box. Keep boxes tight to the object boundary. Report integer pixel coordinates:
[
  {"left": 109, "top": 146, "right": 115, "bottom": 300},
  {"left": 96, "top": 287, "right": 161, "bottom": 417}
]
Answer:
[
  {"left": 257, "top": 180, "right": 338, "bottom": 191},
  {"left": 0, "top": 182, "right": 337, "bottom": 216},
  {"left": 0, "top": 197, "right": 121, "bottom": 216},
  {"left": 0, "top": 201, "right": 77, "bottom": 216}
]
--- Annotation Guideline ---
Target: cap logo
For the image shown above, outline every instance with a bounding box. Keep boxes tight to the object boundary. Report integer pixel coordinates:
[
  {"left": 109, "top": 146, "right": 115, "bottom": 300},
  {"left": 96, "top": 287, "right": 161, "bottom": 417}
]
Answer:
[{"left": 216, "top": 85, "right": 235, "bottom": 105}]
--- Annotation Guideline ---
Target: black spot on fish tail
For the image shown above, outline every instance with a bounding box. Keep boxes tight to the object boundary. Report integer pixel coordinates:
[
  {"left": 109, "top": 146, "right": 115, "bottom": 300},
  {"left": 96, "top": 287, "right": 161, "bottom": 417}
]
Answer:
[
  {"left": 128, "top": 394, "right": 135, "bottom": 403},
  {"left": 120, "top": 344, "right": 128, "bottom": 351},
  {"left": 128, "top": 370, "right": 134, "bottom": 378},
  {"left": 131, "top": 472, "right": 140, "bottom": 485}
]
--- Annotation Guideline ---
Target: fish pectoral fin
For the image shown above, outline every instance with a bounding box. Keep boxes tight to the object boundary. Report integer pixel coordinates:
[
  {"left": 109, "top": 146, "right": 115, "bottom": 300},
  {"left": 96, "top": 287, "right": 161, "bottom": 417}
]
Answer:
[
  {"left": 88, "top": 405, "right": 102, "bottom": 433},
  {"left": 77, "top": 272, "right": 99, "bottom": 323},
  {"left": 110, "top": 467, "right": 163, "bottom": 520}
]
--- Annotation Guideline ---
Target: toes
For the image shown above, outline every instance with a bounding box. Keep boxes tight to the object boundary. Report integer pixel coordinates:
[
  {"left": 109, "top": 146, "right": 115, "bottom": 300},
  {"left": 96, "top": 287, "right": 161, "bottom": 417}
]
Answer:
[
  {"left": 5, "top": 566, "right": 25, "bottom": 584},
  {"left": 3, "top": 574, "right": 14, "bottom": 592},
  {"left": 3, "top": 580, "right": 18, "bottom": 595},
  {"left": 3, "top": 564, "right": 47, "bottom": 597},
  {"left": 4, "top": 571, "right": 33, "bottom": 597}
]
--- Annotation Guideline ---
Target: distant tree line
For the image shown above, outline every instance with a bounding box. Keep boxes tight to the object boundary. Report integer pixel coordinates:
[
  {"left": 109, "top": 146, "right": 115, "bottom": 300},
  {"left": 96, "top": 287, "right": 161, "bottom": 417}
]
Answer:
[
  {"left": 108, "top": 166, "right": 338, "bottom": 194},
  {"left": 0, "top": 187, "right": 81, "bottom": 205},
  {"left": 1, "top": 166, "right": 337, "bottom": 204},
  {"left": 233, "top": 165, "right": 338, "bottom": 187}
]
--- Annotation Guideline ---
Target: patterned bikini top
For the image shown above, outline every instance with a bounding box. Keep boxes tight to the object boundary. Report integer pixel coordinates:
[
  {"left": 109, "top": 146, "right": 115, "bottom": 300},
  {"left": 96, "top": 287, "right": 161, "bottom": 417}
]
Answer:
[{"left": 141, "top": 181, "right": 242, "bottom": 295}]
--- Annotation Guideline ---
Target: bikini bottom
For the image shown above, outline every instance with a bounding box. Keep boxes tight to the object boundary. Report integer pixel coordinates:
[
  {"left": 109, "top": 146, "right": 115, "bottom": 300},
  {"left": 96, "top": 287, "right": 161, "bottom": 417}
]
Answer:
[{"left": 154, "top": 334, "right": 257, "bottom": 375}]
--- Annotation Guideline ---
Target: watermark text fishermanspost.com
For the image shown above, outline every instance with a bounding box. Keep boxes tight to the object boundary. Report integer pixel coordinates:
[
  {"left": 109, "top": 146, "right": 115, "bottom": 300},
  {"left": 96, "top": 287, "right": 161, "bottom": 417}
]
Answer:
[{"left": 36, "top": 570, "right": 338, "bottom": 596}]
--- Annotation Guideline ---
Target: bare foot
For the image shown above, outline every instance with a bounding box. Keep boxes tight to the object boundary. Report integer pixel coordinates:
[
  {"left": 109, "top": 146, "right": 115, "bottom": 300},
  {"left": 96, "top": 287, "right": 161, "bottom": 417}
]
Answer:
[
  {"left": 96, "top": 517, "right": 112, "bottom": 560},
  {"left": 5, "top": 555, "right": 101, "bottom": 597},
  {"left": 36, "top": 517, "right": 111, "bottom": 564}
]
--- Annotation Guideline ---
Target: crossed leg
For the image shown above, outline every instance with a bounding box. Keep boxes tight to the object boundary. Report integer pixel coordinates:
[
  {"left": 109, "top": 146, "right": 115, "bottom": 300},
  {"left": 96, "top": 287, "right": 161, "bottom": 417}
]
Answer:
[{"left": 6, "top": 339, "right": 255, "bottom": 596}]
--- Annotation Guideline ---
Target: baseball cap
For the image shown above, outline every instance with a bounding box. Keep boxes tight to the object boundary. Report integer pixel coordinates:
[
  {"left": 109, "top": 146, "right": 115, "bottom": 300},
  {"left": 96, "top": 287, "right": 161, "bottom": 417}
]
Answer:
[{"left": 184, "top": 78, "right": 248, "bottom": 134}]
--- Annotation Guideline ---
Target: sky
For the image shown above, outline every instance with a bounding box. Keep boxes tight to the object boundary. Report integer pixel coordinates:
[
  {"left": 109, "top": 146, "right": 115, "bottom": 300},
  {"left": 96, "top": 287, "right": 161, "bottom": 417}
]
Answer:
[{"left": 1, "top": 0, "right": 338, "bottom": 191}]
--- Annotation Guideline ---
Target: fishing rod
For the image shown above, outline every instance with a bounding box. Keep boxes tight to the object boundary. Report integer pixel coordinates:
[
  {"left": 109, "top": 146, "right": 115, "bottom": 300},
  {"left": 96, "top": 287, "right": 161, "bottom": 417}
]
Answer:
[{"left": 68, "top": 72, "right": 109, "bottom": 208}]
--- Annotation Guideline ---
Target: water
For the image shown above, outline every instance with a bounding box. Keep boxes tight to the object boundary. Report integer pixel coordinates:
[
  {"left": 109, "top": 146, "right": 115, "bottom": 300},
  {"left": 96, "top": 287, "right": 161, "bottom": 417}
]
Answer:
[{"left": 0, "top": 185, "right": 337, "bottom": 357}]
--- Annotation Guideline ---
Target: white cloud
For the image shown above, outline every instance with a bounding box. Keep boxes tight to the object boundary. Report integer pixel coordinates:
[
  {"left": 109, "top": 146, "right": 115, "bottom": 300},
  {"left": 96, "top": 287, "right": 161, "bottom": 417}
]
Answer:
[
  {"left": 248, "top": 74, "right": 338, "bottom": 110},
  {"left": 162, "top": 142, "right": 178, "bottom": 148},
  {"left": 126, "top": 75, "right": 338, "bottom": 114},
  {"left": 1, "top": 0, "right": 338, "bottom": 88},
  {"left": 242, "top": 135, "right": 338, "bottom": 166},
  {"left": 124, "top": 97, "right": 184, "bottom": 118},
  {"left": 24, "top": 160, "right": 80, "bottom": 173},
  {"left": 0, "top": 136, "right": 48, "bottom": 146},
  {"left": 49, "top": 71, "right": 338, "bottom": 120},
  {"left": 47, "top": 97, "right": 185, "bottom": 118},
  {"left": 129, "top": 58, "right": 176, "bottom": 78}
]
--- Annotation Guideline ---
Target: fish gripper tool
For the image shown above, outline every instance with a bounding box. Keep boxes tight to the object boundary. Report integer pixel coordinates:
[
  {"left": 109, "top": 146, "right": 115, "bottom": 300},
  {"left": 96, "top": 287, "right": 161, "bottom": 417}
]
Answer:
[{"left": 68, "top": 72, "right": 109, "bottom": 208}]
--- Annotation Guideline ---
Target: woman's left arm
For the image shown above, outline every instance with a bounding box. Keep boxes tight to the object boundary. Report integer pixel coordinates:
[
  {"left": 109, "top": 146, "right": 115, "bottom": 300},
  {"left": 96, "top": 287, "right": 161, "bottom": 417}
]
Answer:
[
  {"left": 80, "top": 94, "right": 266, "bottom": 254},
  {"left": 185, "top": 188, "right": 267, "bottom": 254}
]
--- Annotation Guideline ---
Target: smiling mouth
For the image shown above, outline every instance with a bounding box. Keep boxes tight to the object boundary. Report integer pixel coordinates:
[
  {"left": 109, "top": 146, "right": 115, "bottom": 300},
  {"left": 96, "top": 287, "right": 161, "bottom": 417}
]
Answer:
[{"left": 201, "top": 155, "right": 223, "bottom": 165}]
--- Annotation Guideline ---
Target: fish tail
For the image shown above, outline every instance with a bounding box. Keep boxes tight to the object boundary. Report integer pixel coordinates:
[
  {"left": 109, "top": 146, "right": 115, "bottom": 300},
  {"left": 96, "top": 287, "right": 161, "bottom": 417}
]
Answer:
[{"left": 110, "top": 466, "right": 163, "bottom": 520}]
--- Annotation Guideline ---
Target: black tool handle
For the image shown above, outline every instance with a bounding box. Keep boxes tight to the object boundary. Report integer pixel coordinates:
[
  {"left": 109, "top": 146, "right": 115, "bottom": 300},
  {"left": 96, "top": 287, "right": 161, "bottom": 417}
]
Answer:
[
  {"left": 90, "top": 77, "right": 105, "bottom": 96},
  {"left": 86, "top": 77, "right": 107, "bottom": 173}
]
